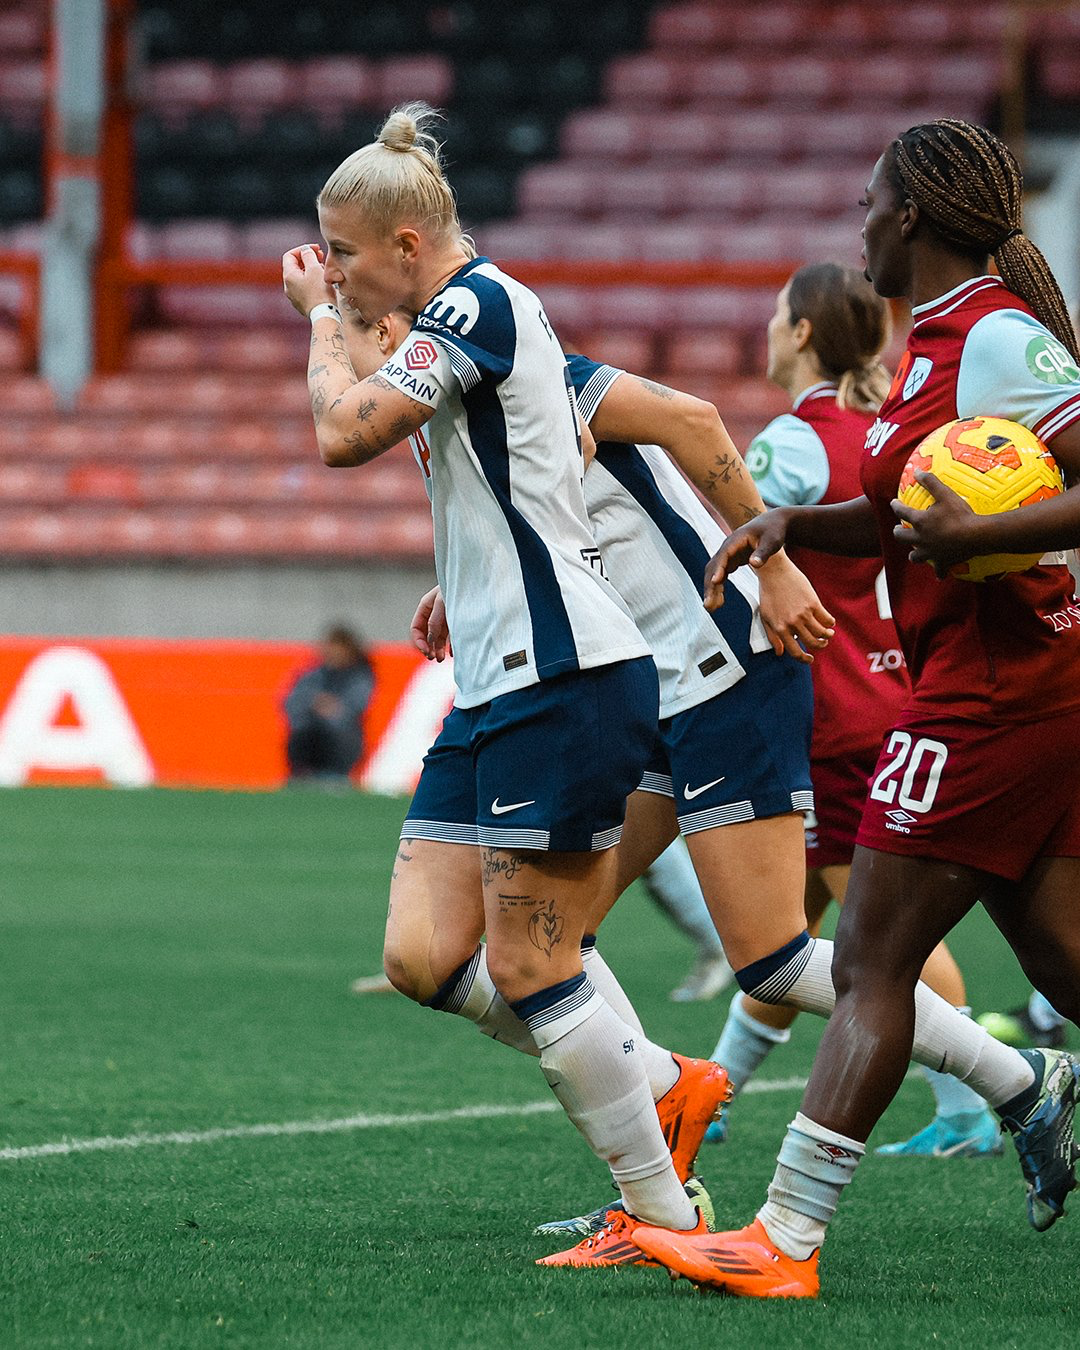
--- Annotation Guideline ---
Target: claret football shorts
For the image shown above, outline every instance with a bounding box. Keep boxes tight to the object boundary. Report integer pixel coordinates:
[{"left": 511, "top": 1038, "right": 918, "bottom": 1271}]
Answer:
[
  {"left": 402, "top": 656, "right": 658, "bottom": 853},
  {"left": 856, "top": 704, "right": 1080, "bottom": 881},
  {"left": 804, "top": 747, "right": 879, "bottom": 870}
]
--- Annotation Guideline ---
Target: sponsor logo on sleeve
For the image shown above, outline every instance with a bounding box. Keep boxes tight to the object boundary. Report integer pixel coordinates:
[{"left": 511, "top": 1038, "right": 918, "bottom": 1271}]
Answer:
[
  {"left": 419, "top": 286, "right": 481, "bottom": 337},
  {"left": 1026, "top": 335, "right": 1080, "bottom": 385},
  {"left": 404, "top": 338, "right": 438, "bottom": 371},
  {"left": 745, "top": 438, "right": 772, "bottom": 478}
]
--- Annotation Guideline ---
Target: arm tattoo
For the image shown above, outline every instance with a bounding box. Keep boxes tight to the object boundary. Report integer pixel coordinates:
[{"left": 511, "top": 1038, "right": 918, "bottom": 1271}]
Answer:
[
  {"left": 635, "top": 376, "right": 675, "bottom": 400},
  {"left": 703, "top": 451, "right": 743, "bottom": 490},
  {"left": 356, "top": 398, "right": 378, "bottom": 423}
]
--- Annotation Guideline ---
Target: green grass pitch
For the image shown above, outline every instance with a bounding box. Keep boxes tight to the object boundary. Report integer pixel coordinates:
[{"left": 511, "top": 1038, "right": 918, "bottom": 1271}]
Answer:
[{"left": 2, "top": 788, "right": 1077, "bottom": 1349}]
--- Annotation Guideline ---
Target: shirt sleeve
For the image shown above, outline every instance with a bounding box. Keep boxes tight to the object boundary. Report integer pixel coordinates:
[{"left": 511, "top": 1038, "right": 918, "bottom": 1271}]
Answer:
[
  {"left": 380, "top": 270, "right": 520, "bottom": 411},
  {"left": 378, "top": 330, "right": 457, "bottom": 409},
  {"left": 745, "top": 414, "right": 831, "bottom": 506},
  {"left": 958, "top": 309, "right": 1080, "bottom": 443},
  {"left": 565, "top": 354, "right": 624, "bottom": 423}
]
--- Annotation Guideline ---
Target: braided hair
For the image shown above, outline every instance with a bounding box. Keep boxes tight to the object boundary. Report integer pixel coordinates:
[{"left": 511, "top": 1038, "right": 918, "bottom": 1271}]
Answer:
[{"left": 887, "top": 119, "right": 1078, "bottom": 360}]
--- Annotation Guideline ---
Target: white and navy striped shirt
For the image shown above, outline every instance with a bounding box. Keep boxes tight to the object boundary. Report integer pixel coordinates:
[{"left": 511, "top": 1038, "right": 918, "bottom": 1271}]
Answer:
[
  {"left": 569, "top": 357, "right": 772, "bottom": 718},
  {"left": 381, "top": 260, "right": 649, "bottom": 709}
]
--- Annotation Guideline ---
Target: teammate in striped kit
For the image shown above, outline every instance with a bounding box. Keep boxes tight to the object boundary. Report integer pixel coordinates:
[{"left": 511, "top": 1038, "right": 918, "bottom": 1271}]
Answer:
[
  {"left": 634, "top": 120, "right": 1080, "bottom": 1298},
  {"left": 282, "top": 103, "right": 710, "bottom": 1249},
  {"left": 706, "top": 263, "right": 1000, "bottom": 1159}
]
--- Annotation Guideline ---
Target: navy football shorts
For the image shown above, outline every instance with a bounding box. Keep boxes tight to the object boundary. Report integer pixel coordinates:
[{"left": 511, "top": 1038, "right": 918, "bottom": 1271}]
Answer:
[
  {"left": 638, "top": 650, "right": 814, "bottom": 834},
  {"left": 402, "top": 656, "right": 658, "bottom": 853}
]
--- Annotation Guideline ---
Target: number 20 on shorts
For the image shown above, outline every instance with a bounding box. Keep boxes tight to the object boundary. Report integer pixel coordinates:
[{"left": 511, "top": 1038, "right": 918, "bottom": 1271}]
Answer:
[{"left": 869, "top": 731, "right": 949, "bottom": 813}]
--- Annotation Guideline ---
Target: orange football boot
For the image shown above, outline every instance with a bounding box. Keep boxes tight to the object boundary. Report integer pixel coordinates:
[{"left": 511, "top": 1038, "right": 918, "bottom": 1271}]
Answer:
[
  {"left": 537, "top": 1206, "right": 710, "bottom": 1269},
  {"left": 655, "top": 1053, "right": 731, "bottom": 1182},
  {"left": 631, "top": 1216, "right": 820, "bottom": 1298}
]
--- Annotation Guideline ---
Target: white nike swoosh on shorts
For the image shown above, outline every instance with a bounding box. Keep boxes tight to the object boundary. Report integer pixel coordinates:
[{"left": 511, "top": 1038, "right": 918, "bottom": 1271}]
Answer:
[
  {"left": 490, "top": 798, "right": 537, "bottom": 815},
  {"left": 683, "top": 777, "right": 727, "bottom": 801}
]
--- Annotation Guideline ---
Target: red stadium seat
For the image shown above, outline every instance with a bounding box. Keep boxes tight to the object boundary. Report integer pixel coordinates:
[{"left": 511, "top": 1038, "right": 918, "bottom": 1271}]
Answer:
[
  {"left": 140, "top": 60, "right": 222, "bottom": 114},
  {"left": 127, "top": 330, "right": 207, "bottom": 371},
  {"left": 298, "top": 56, "right": 380, "bottom": 116},
  {"left": 238, "top": 219, "right": 320, "bottom": 259},
  {"left": 594, "top": 166, "right": 685, "bottom": 217},
  {"left": 1043, "top": 52, "right": 1080, "bottom": 101},
  {"left": 215, "top": 331, "right": 307, "bottom": 372},
  {"left": 562, "top": 109, "right": 647, "bottom": 162},
  {"left": 604, "top": 53, "right": 686, "bottom": 107},
  {"left": 673, "top": 166, "right": 772, "bottom": 217},
  {"left": 157, "top": 285, "right": 297, "bottom": 327},
  {"left": 0, "top": 58, "right": 44, "bottom": 113},
  {"left": 0, "top": 376, "right": 54, "bottom": 413},
  {"left": 650, "top": 3, "right": 735, "bottom": 50},
  {"left": 687, "top": 55, "right": 774, "bottom": 106},
  {"left": 517, "top": 163, "right": 600, "bottom": 218},
  {"left": 0, "top": 8, "right": 45, "bottom": 56},
  {"left": 664, "top": 329, "right": 746, "bottom": 379},
  {"left": 732, "top": 3, "right": 811, "bottom": 49},
  {"left": 158, "top": 219, "right": 241, "bottom": 258},
  {"left": 223, "top": 60, "right": 295, "bottom": 116},
  {"left": 572, "top": 328, "right": 656, "bottom": 372},
  {"left": 570, "top": 223, "right": 644, "bottom": 261},
  {"left": 475, "top": 220, "right": 573, "bottom": 260},
  {"left": 377, "top": 55, "right": 453, "bottom": 109},
  {"left": 0, "top": 326, "right": 23, "bottom": 371},
  {"left": 0, "top": 462, "right": 65, "bottom": 503},
  {"left": 636, "top": 221, "right": 721, "bottom": 261}
]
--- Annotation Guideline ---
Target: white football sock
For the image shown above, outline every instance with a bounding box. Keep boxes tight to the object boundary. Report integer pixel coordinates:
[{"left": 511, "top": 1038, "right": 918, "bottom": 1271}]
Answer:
[
  {"left": 710, "top": 991, "right": 791, "bottom": 1094},
  {"left": 740, "top": 935, "right": 1035, "bottom": 1108},
  {"left": 581, "top": 941, "right": 680, "bottom": 1099},
  {"left": 514, "top": 974, "right": 695, "bottom": 1230},
  {"left": 757, "top": 1112, "right": 864, "bottom": 1261},
  {"left": 426, "top": 944, "right": 539, "bottom": 1055},
  {"left": 919, "top": 1008, "right": 992, "bottom": 1119}
]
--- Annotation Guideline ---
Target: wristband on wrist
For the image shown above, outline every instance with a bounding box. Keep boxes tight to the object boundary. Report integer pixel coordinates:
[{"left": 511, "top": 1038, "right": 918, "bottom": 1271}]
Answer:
[{"left": 309, "top": 302, "right": 342, "bottom": 326}]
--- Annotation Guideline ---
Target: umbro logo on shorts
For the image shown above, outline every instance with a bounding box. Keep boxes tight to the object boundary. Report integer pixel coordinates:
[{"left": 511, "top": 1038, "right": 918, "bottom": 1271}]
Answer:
[
  {"left": 683, "top": 777, "right": 726, "bottom": 801},
  {"left": 491, "top": 798, "right": 537, "bottom": 815}
]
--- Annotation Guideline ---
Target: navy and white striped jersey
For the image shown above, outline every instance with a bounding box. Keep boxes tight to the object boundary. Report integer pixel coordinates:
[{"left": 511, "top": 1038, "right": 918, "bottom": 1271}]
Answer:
[
  {"left": 379, "top": 259, "right": 648, "bottom": 709},
  {"left": 568, "top": 356, "right": 772, "bottom": 718}
]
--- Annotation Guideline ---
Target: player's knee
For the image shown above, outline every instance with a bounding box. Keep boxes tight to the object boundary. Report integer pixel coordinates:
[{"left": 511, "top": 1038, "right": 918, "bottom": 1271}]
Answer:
[
  {"left": 483, "top": 941, "right": 550, "bottom": 1006},
  {"left": 382, "top": 941, "right": 422, "bottom": 1001}
]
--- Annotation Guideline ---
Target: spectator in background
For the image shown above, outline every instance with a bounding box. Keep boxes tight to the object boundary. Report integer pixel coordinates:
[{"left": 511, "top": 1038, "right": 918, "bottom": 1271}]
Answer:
[{"left": 284, "top": 624, "right": 374, "bottom": 782}]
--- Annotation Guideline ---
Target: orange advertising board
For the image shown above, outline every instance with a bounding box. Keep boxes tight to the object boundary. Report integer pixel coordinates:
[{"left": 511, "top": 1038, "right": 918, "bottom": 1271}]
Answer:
[{"left": 0, "top": 637, "right": 457, "bottom": 791}]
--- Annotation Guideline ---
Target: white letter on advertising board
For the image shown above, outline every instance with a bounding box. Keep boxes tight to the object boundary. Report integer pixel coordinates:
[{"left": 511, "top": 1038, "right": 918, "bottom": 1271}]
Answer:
[{"left": 0, "top": 646, "right": 154, "bottom": 786}]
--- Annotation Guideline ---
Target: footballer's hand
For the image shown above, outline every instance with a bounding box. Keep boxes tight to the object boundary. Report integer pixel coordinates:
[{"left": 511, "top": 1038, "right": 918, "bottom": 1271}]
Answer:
[
  {"left": 892, "top": 471, "right": 980, "bottom": 577},
  {"left": 755, "top": 553, "right": 835, "bottom": 664},
  {"left": 282, "top": 244, "right": 335, "bottom": 317},
  {"left": 704, "top": 507, "right": 793, "bottom": 611},
  {"left": 410, "top": 586, "right": 451, "bottom": 661}
]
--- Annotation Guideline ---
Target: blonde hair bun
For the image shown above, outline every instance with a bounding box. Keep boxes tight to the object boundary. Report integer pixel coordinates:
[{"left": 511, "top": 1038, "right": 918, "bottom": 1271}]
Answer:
[{"left": 377, "top": 102, "right": 443, "bottom": 157}]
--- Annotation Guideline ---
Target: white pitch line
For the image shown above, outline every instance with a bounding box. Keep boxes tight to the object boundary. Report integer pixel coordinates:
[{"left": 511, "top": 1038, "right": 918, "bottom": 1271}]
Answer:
[{"left": 0, "top": 1074, "right": 811, "bottom": 1163}]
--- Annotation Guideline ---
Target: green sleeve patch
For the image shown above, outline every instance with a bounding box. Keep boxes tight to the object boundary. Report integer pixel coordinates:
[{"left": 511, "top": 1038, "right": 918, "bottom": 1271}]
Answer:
[
  {"left": 745, "top": 438, "right": 772, "bottom": 479},
  {"left": 1026, "top": 335, "right": 1080, "bottom": 385}
]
